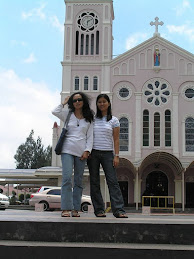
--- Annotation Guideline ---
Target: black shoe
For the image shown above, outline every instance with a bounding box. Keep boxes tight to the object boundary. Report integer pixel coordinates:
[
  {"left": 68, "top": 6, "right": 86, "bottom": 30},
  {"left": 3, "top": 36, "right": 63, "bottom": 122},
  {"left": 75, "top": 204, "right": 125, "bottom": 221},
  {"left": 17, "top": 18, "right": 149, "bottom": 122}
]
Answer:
[{"left": 96, "top": 212, "right": 106, "bottom": 217}]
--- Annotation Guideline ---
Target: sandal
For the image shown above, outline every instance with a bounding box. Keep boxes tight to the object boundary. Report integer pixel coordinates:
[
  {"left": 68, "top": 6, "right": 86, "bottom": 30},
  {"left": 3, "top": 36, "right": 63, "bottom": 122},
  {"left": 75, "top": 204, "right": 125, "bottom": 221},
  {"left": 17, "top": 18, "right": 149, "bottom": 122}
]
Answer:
[
  {"left": 96, "top": 212, "right": 106, "bottom": 217},
  {"left": 61, "top": 210, "right": 71, "bottom": 217},
  {"left": 115, "top": 213, "right": 128, "bottom": 218},
  {"left": 71, "top": 210, "right": 80, "bottom": 217}
]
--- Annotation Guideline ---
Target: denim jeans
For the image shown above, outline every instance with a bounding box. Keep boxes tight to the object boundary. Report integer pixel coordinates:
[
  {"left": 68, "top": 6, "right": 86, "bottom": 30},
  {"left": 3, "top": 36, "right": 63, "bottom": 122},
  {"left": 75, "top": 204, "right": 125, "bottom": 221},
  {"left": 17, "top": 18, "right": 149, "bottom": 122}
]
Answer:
[
  {"left": 88, "top": 149, "right": 125, "bottom": 216},
  {"left": 61, "top": 153, "right": 86, "bottom": 211}
]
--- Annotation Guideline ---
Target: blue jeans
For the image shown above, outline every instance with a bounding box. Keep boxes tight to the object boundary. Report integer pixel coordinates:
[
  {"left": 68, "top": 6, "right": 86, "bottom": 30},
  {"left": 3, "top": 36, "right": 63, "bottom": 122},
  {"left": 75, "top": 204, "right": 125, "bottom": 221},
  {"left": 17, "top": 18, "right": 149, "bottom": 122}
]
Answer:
[
  {"left": 88, "top": 149, "right": 125, "bottom": 216},
  {"left": 61, "top": 153, "right": 86, "bottom": 211}
]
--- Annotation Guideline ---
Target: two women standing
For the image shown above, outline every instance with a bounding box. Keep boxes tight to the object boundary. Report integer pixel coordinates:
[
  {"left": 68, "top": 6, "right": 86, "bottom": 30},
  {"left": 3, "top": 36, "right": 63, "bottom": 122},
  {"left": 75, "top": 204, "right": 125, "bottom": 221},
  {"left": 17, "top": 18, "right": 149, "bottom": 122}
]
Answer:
[{"left": 52, "top": 92, "right": 127, "bottom": 218}]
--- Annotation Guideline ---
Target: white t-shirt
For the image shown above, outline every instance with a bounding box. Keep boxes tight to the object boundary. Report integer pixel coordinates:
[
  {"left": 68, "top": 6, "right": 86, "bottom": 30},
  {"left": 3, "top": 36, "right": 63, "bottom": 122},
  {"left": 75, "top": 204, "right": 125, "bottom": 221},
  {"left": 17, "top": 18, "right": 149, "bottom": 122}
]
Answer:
[
  {"left": 52, "top": 104, "right": 93, "bottom": 157},
  {"left": 93, "top": 116, "right": 120, "bottom": 151}
]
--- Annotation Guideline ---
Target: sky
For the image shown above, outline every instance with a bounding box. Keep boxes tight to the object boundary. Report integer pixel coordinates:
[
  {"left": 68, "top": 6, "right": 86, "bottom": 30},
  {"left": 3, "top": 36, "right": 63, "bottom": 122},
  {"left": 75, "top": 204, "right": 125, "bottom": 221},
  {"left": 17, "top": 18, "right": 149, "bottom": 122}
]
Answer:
[{"left": 1, "top": 0, "right": 194, "bottom": 169}]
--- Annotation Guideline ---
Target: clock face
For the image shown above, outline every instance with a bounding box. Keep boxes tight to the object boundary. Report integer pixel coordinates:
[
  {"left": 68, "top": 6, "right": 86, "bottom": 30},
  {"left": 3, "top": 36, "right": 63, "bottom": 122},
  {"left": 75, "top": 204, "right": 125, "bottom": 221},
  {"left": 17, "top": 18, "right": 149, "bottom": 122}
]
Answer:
[
  {"left": 82, "top": 15, "right": 94, "bottom": 29},
  {"left": 77, "top": 12, "right": 98, "bottom": 32}
]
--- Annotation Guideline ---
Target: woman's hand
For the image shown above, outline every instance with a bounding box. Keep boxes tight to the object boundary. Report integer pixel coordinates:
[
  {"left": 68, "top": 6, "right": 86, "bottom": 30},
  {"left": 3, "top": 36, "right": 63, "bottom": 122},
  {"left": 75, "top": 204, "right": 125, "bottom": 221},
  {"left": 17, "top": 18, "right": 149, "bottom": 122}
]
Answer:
[
  {"left": 113, "top": 156, "right": 119, "bottom": 168},
  {"left": 80, "top": 151, "right": 90, "bottom": 160},
  {"left": 62, "top": 96, "right": 70, "bottom": 106}
]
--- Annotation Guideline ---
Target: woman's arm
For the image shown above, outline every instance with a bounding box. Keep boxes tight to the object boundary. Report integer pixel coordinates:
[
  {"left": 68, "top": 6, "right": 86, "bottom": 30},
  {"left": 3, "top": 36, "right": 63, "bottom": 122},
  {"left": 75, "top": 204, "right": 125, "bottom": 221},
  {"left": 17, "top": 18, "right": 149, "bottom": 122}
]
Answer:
[
  {"left": 113, "top": 126, "right": 120, "bottom": 167},
  {"left": 51, "top": 96, "right": 70, "bottom": 121},
  {"left": 80, "top": 122, "right": 94, "bottom": 160}
]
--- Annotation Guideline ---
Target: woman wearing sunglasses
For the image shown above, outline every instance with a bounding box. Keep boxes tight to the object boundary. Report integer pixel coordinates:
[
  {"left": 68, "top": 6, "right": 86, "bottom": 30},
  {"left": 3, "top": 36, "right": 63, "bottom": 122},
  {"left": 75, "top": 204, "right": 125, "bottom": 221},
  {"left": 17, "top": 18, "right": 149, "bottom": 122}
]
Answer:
[
  {"left": 88, "top": 94, "right": 127, "bottom": 218},
  {"left": 52, "top": 92, "right": 94, "bottom": 217}
]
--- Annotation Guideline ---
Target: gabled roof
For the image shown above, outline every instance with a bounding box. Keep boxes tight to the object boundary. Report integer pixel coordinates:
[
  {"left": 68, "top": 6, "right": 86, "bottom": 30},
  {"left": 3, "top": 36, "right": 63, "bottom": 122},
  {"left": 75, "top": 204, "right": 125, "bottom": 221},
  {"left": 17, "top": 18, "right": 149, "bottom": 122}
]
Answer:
[{"left": 111, "top": 35, "right": 194, "bottom": 65}]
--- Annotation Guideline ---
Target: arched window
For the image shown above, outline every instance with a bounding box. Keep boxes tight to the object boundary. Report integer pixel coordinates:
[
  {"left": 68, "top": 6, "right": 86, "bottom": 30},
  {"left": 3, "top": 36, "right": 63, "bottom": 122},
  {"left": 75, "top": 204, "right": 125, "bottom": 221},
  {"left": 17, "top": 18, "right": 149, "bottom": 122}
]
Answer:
[
  {"left": 84, "top": 76, "right": 89, "bottom": 91},
  {"left": 119, "top": 117, "right": 128, "bottom": 151},
  {"left": 93, "top": 76, "right": 98, "bottom": 90},
  {"left": 185, "top": 117, "right": 194, "bottom": 151},
  {"left": 80, "top": 34, "right": 84, "bottom": 55},
  {"left": 85, "top": 35, "right": 89, "bottom": 55},
  {"left": 96, "top": 31, "right": 99, "bottom": 55},
  {"left": 91, "top": 34, "right": 94, "bottom": 55},
  {"left": 154, "top": 112, "right": 160, "bottom": 146},
  {"left": 74, "top": 76, "right": 79, "bottom": 91},
  {"left": 143, "top": 110, "right": 149, "bottom": 146},
  {"left": 75, "top": 31, "right": 79, "bottom": 55},
  {"left": 165, "top": 110, "right": 171, "bottom": 146}
]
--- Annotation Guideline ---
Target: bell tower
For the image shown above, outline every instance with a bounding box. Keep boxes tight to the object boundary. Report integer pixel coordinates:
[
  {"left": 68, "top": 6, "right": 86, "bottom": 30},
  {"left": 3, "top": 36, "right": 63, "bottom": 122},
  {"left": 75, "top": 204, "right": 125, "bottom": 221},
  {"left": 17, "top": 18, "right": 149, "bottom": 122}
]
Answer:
[{"left": 61, "top": 0, "right": 114, "bottom": 100}]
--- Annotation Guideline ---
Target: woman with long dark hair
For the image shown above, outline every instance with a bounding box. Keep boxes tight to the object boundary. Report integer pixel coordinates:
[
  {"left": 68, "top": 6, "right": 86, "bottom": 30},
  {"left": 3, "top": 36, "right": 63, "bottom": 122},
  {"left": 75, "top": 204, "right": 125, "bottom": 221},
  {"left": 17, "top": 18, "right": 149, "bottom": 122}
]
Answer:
[
  {"left": 88, "top": 94, "right": 127, "bottom": 218},
  {"left": 52, "top": 92, "right": 93, "bottom": 217}
]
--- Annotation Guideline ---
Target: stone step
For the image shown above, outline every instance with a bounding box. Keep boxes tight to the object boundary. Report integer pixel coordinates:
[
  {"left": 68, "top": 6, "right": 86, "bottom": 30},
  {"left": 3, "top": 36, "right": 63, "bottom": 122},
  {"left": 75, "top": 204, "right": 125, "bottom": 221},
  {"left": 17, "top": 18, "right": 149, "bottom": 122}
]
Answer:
[{"left": 1, "top": 240, "right": 194, "bottom": 259}]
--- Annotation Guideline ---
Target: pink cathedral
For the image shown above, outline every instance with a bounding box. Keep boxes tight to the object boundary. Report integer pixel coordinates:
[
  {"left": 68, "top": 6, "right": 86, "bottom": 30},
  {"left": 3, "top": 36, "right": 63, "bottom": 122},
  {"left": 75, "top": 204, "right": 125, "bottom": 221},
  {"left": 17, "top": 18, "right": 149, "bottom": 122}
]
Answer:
[{"left": 50, "top": 0, "right": 194, "bottom": 210}]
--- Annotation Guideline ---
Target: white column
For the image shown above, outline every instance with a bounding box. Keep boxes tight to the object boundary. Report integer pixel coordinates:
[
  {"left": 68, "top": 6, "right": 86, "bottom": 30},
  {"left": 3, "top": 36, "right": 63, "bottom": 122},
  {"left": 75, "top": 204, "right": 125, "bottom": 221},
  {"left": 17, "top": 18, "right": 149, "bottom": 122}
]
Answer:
[
  {"left": 135, "top": 168, "right": 139, "bottom": 210},
  {"left": 182, "top": 169, "right": 185, "bottom": 211},
  {"left": 134, "top": 93, "right": 142, "bottom": 161},
  {"left": 172, "top": 93, "right": 179, "bottom": 157},
  {"left": 175, "top": 180, "right": 182, "bottom": 203}
]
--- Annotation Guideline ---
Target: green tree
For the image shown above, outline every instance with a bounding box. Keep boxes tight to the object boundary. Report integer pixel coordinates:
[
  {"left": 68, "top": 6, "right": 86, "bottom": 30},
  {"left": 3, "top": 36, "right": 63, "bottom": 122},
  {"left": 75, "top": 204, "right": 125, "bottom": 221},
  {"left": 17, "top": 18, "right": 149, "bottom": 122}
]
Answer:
[{"left": 14, "top": 130, "right": 52, "bottom": 169}]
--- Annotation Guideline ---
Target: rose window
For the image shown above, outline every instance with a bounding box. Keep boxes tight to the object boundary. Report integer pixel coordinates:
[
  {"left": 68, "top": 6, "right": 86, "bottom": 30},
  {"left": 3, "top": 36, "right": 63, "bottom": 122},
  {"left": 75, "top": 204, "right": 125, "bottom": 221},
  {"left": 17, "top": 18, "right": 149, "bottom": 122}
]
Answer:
[{"left": 143, "top": 79, "right": 171, "bottom": 106}]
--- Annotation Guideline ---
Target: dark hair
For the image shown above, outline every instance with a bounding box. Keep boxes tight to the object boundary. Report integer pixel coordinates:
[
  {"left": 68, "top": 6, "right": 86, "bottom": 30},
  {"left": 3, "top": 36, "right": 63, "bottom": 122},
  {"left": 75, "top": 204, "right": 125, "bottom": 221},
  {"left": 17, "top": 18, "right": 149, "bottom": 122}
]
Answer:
[
  {"left": 96, "top": 94, "right": 112, "bottom": 121},
  {"left": 68, "top": 92, "right": 94, "bottom": 123}
]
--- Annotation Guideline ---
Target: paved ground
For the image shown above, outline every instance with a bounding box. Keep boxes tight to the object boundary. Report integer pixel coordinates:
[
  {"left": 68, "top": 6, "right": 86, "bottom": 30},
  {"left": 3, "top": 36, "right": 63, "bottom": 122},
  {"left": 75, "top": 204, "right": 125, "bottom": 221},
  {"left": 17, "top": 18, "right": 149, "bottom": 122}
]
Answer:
[{"left": 1, "top": 209, "right": 194, "bottom": 224}]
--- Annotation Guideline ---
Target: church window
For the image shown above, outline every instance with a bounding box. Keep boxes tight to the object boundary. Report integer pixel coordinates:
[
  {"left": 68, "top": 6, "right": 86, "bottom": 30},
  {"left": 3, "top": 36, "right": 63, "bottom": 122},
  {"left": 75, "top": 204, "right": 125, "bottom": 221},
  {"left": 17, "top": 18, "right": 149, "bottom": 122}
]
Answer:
[
  {"left": 80, "top": 34, "right": 84, "bottom": 55},
  {"left": 74, "top": 76, "right": 79, "bottom": 91},
  {"left": 119, "top": 117, "right": 128, "bottom": 151},
  {"left": 84, "top": 76, "right": 89, "bottom": 90},
  {"left": 143, "top": 110, "right": 149, "bottom": 146},
  {"left": 117, "top": 85, "right": 132, "bottom": 100},
  {"left": 185, "top": 117, "right": 194, "bottom": 152},
  {"left": 143, "top": 78, "right": 171, "bottom": 107},
  {"left": 154, "top": 112, "right": 160, "bottom": 146},
  {"left": 185, "top": 88, "right": 194, "bottom": 99},
  {"left": 85, "top": 35, "right": 89, "bottom": 55},
  {"left": 91, "top": 34, "right": 94, "bottom": 55},
  {"left": 96, "top": 31, "right": 99, "bottom": 55},
  {"left": 165, "top": 110, "right": 171, "bottom": 147},
  {"left": 119, "top": 88, "right": 129, "bottom": 98},
  {"left": 75, "top": 31, "right": 79, "bottom": 55},
  {"left": 93, "top": 76, "right": 98, "bottom": 90}
]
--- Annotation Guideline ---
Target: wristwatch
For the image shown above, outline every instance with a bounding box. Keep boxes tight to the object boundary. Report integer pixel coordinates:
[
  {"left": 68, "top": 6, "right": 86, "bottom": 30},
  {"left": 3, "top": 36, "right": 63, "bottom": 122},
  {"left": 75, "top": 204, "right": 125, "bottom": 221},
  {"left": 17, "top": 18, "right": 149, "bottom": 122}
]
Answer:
[{"left": 115, "top": 154, "right": 119, "bottom": 157}]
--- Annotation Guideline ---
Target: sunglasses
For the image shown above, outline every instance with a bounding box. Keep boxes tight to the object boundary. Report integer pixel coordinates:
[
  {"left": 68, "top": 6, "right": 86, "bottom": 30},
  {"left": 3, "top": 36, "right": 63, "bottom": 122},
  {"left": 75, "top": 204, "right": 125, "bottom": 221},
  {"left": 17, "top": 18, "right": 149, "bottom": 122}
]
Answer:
[{"left": 73, "top": 98, "right": 83, "bottom": 103}]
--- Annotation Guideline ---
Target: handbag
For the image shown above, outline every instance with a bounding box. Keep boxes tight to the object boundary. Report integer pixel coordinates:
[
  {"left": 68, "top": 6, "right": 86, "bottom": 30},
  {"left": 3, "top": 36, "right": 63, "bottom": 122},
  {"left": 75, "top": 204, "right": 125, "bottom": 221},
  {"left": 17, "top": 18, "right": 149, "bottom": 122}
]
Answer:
[{"left": 55, "top": 111, "right": 72, "bottom": 155}]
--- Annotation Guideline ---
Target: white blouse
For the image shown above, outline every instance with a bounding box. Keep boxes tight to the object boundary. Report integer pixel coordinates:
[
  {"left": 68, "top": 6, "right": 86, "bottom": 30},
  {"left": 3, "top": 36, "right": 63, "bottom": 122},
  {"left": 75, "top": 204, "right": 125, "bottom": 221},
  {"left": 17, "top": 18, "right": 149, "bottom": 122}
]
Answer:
[{"left": 52, "top": 104, "right": 93, "bottom": 157}]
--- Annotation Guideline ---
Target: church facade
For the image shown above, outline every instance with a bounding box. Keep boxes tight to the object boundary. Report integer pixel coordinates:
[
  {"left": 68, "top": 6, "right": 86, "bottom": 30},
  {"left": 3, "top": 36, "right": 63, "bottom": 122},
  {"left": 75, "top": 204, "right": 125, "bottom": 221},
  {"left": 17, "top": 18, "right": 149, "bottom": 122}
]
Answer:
[{"left": 51, "top": 0, "right": 194, "bottom": 210}]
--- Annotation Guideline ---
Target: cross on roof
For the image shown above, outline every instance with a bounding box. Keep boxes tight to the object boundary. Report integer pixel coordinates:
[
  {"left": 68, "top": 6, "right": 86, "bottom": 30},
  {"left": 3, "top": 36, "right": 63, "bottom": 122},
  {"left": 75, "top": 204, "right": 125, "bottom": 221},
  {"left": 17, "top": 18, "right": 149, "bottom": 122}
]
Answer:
[{"left": 150, "top": 17, "right": 164, "bottom": 36}]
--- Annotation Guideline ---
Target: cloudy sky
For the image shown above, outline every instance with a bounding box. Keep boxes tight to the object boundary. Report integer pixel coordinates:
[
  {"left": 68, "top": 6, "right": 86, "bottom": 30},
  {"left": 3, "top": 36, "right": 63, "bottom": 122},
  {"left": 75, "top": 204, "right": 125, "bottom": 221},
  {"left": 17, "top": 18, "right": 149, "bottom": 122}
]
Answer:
[{"left": 1, "top": 0, "right": 194, "bottom": 168}]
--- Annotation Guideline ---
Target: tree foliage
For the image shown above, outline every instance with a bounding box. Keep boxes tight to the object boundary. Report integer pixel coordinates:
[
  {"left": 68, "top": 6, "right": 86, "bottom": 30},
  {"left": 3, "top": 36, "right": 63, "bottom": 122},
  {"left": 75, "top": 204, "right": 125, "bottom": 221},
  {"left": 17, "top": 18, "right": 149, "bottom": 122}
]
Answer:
[{"left": 14, "top": 130, "right": 52, "bottom": 169}]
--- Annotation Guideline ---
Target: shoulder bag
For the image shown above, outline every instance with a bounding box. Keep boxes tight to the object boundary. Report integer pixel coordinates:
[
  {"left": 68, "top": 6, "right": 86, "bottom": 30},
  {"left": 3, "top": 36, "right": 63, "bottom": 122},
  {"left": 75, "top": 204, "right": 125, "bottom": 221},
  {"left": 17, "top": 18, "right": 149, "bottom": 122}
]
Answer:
[{"left": 55, "top": 111, "right": 72, "bottom": 155}]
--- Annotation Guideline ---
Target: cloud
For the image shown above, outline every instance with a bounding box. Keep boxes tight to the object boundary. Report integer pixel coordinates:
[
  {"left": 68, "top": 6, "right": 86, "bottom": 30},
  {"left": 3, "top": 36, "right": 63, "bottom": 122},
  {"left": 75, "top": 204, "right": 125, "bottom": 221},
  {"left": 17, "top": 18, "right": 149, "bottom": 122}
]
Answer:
[
  {"left": 21, "top": 3, "right": 63, "bottom": 34},
  {"left": 49, "top": 16, "right": 64, "bottom": 33},
  {"left": 22, "top": 3, "right": 47, "bottom": 20},
  {"left": 167, "top": 24, "right": 194, "bottom": 41},
  {"left": 125, "top": 33, "right": 149, "bottom": 50},
  {"left": 0, "top": 68, "right": 60, "bottom": 169},
  {"left": 174, "top": 0, "right": 192, "bottom": 16},
  {"left": 22, "top": 53, "right": 37, "bottom": 64}
]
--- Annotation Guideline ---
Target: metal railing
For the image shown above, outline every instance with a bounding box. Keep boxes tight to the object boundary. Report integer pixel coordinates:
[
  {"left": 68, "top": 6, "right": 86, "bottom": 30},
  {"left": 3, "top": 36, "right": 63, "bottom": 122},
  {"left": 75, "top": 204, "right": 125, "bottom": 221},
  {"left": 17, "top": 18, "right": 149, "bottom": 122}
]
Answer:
[{"left": 142, "top": 196, "right": 175, "bottom": 213}]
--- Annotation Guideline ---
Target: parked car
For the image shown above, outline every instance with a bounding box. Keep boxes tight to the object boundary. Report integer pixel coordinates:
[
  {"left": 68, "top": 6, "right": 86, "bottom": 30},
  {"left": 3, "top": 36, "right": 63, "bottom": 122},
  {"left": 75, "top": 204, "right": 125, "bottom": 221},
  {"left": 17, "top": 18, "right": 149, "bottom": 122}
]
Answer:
[
  {"left": 0, "top": 193, "right": 10, "bottom": 210},
  {"left": 36, "top": 186, "right": 57, "bottom": 193},
  {"left": 29, "top": 187, "right": 92, "bottom": 212}
]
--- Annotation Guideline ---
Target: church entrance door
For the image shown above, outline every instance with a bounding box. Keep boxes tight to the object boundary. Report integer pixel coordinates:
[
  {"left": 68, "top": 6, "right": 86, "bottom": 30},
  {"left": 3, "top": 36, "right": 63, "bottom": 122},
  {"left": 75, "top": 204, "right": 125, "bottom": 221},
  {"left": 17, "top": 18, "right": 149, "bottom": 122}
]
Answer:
[
  {"left": 186, "top": 182, "right": 194, "bottom": 208},
  {"left": 144, "top": 171, "right": 168, "bottom": 207}
]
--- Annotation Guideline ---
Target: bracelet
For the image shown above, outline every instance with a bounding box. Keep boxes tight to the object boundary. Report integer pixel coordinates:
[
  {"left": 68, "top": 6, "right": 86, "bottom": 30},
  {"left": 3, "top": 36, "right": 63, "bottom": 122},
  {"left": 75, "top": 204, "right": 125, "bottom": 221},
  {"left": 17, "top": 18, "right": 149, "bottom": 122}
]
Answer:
[{"left": 115, "top": 154, "right": 119, "bottom": 157}]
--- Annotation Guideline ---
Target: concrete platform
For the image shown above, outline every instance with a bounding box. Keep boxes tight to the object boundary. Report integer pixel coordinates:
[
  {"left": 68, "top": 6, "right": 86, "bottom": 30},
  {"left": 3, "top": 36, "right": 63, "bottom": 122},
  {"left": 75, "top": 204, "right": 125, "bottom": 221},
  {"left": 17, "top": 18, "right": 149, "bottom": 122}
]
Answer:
[{"left": 1, "top": 210, "right": 194, "bottom": 258}]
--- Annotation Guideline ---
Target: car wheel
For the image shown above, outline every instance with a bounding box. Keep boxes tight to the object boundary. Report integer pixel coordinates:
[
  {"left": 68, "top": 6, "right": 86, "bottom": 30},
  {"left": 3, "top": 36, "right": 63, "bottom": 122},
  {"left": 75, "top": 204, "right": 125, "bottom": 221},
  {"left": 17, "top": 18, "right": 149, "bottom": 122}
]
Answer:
[
  {"left": 81, "top": 202, "right": 89, "bottom": 212},
  {"left": 39, "top": 201, "right": 49, "bottom": 211}
]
